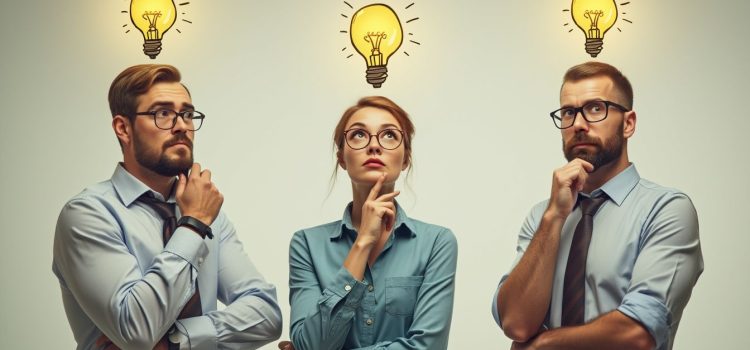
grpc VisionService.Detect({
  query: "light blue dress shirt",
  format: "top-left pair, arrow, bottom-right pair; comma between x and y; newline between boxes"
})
52,164 -> 282,350
288,203 -> 457,350
492,164 -> 703,350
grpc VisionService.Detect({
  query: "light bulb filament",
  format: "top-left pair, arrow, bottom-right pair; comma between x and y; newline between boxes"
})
142,11 -> 162,40
364,32 -> 387,66
583,10 -> 604,38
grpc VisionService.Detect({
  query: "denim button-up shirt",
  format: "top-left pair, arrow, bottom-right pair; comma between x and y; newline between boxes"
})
289,203 -> 458,350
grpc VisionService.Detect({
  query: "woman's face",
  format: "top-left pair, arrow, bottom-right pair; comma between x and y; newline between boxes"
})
339,106 -> 409,187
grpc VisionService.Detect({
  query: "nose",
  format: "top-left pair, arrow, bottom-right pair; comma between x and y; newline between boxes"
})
366,134 -> 382,155
171,114 -> 189,134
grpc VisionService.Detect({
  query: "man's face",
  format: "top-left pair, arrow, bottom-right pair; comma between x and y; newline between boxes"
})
131,82 -> 194,177
560,76 -> 627,170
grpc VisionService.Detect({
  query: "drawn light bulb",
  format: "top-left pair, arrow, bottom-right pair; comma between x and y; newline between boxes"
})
571,0 -> 618,57
130,0 -> 177,59
350,4 -> 403,88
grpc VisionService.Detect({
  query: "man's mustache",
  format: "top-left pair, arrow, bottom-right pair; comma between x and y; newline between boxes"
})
163,134 -> 193,150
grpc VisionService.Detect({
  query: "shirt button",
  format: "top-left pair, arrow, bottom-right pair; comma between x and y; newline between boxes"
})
344,284 -> 352,292
368,285 -> 374,292
366,318 -> 373,326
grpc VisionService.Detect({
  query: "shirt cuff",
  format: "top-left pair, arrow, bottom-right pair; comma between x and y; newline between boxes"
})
174,316 -> 217,350
328,267 -> 368,308
165,227 -> 209,269
617,292 -> 672,349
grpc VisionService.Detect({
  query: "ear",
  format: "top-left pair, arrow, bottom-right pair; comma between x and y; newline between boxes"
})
623,110 -> 636,139
337,150 -> 347,170
112,115 -> 133,147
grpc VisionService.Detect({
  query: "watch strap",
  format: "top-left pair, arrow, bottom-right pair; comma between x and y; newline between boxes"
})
176,216 -> 214,239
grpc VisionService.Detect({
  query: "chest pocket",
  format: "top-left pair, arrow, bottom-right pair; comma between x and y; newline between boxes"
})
385,276 -> 424,316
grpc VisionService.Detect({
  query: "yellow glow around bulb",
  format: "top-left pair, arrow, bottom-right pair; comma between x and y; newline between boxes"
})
571,0 -> 618,57
130,0 -> 177,59
350,4 -> 403,88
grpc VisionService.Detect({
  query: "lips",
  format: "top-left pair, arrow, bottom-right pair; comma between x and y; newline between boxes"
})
363,158 -> 385,167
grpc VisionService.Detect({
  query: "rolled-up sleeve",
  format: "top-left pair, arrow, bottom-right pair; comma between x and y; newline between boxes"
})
289,230 -> 369,350
616,194 -> 703,349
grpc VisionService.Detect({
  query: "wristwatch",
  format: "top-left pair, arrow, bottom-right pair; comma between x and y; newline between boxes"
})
176,216 -> 214,239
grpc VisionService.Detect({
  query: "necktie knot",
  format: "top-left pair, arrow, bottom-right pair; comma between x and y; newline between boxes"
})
580,195 -> 608,216
137,194 -> 175,221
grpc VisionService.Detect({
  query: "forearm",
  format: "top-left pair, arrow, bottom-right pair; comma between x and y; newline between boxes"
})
529,311 -> 655,350
290,237 -> 367,350
343,240 -> 373,280
290,277 -> 365,350
498,211 -> 565,341
59,232 -> 206,348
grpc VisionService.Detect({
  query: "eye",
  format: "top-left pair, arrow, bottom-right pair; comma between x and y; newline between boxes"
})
561,108 -> 576,118
381,130 -> 397,139
585,102 -> 605,114
155,109 -> 172,118
181,110 -> 195,119
349,129 -> 368,139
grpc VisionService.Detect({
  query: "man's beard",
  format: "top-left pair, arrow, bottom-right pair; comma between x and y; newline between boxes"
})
563,123 -> 624,170
134,132 -> 194,177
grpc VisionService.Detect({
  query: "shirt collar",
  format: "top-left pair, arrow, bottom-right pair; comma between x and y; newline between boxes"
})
587,163 -> 640,206
332,201 -> 417,240
111,163 -> 176,206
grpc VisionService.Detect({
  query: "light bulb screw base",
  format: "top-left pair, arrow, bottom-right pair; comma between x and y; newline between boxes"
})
366,65 -> 388,88
585,38 -> 604,58
143,39 -> 163,59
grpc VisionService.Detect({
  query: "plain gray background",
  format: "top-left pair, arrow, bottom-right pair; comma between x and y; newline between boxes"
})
1,0 -> 747,348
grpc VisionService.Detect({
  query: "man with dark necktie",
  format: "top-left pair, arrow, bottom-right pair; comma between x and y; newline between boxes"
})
492,62 -> 703,350
53,64 -> 282,349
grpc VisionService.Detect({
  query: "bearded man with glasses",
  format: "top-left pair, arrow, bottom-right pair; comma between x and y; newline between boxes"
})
53,64 -> 282,349
492,62 -> 703,350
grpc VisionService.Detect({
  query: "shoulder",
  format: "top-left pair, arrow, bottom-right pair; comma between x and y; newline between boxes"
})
58,180 -> 121,222
406,217 -> 458,251
294,220 -> 343,237
631,178 -> 696,215
289,220 -> 344,246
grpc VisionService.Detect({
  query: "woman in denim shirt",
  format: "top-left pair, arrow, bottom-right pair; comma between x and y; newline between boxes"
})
280,96 -> 458,350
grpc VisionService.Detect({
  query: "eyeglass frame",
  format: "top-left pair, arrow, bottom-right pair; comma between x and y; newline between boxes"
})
134,109 -> 206,131
343,128 -> 405,150
549,100 -> 630,129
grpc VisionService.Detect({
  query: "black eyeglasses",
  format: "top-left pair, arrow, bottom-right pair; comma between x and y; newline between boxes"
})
135,109 -> 205,131
550,100 -> 629,129
343,128 -> 404,150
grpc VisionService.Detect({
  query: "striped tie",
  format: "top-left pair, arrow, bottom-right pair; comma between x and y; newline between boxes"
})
561,195 -> 608,326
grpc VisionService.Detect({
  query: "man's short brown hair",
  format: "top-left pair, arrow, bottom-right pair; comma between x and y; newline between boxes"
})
108,64 -> 185,120
562,61 -> 633,109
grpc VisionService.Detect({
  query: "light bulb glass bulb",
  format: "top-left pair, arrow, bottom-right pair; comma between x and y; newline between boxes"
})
571,0 -> 618,57
130,0 -> 177,59
350,4 -> 403,88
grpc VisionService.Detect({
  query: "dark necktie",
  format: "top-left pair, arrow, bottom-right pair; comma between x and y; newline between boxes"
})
561,195 -> 608,326
137,195 -> 203,339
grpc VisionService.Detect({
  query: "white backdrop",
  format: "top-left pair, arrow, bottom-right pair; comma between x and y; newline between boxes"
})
1,0 -> 747,348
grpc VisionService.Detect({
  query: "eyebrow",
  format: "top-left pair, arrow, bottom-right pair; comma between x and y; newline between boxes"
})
146,101 -> 195,111
560,98 -> 605,109
348,122 -> 401,130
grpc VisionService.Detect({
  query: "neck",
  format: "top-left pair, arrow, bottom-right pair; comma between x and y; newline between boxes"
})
121,159 -> 175,199
350,180 -> 396,229
582,150 -> 630,193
